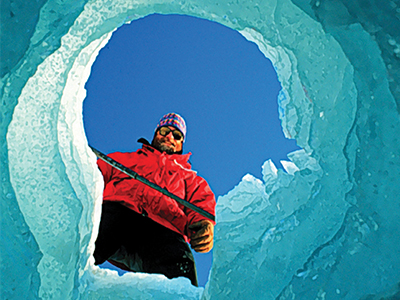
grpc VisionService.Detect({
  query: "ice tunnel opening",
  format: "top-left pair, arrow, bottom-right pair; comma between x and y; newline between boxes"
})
82,13 -> 300,287
10,0 -> 397,297
4,0 -> 366,297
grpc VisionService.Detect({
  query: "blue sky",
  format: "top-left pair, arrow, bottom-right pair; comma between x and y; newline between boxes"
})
83,13 -> 299,287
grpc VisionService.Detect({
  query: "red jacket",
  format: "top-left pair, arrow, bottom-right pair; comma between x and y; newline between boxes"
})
97,142 -> 216,240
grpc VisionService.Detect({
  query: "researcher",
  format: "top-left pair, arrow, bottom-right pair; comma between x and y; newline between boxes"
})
93,112 -> 216,286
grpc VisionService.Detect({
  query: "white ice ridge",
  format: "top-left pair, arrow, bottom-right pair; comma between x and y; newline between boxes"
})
1,0 -> 399,299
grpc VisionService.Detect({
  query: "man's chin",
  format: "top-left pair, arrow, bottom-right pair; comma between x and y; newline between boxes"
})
159,144 -> 175,154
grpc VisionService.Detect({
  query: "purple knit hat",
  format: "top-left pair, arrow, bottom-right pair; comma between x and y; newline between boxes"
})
155,113 -> 187,140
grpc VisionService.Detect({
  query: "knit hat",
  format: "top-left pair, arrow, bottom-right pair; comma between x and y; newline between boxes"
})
155,113 -> 187,140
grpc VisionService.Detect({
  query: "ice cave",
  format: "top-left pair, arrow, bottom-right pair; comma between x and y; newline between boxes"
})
1,0 -> 400,299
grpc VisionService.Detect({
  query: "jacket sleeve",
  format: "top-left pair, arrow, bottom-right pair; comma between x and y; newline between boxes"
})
96,153 -> 115,185
185,175 -> 216,226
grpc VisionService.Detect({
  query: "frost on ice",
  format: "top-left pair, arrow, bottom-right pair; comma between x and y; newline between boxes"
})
1,0 -> 399,299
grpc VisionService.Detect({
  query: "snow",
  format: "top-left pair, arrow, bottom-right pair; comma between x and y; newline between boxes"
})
1,0 -> 399,299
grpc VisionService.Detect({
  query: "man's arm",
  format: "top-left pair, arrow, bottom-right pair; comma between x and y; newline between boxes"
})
185,176 -> 216,253
96,153 -> 116,184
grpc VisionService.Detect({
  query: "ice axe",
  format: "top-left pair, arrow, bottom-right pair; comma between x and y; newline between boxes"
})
89,146 -> 215,222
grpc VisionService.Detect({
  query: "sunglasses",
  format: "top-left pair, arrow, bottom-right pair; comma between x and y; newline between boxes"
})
158,126 -> 184,141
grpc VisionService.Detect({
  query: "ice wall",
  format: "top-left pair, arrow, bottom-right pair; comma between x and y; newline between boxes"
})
1,0 -> 399,299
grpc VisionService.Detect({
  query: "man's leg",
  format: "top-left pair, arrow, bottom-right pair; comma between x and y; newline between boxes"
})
93,201 -> 129,265
121,211 -> 199,286
140,231 -> 198,287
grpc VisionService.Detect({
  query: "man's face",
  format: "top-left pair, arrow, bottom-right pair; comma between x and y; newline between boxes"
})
152,126 -> 183,154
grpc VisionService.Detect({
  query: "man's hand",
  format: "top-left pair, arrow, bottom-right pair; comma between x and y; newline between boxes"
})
188,220 -> 214,253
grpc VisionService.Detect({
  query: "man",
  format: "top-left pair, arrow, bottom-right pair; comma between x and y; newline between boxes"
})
93,113 -> 216,286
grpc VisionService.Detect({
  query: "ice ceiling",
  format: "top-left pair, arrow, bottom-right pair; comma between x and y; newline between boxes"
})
1,0 -> 400,299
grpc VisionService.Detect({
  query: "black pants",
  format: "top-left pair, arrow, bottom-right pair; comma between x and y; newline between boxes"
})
94,201 -> 198,286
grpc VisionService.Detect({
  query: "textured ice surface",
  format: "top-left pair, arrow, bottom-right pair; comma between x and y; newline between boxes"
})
1,0 -> 399,299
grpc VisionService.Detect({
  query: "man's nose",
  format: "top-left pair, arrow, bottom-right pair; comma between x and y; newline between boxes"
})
166,131 -> 175,140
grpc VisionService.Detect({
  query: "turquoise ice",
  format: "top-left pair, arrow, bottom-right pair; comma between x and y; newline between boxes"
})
1,0 -> 399,299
